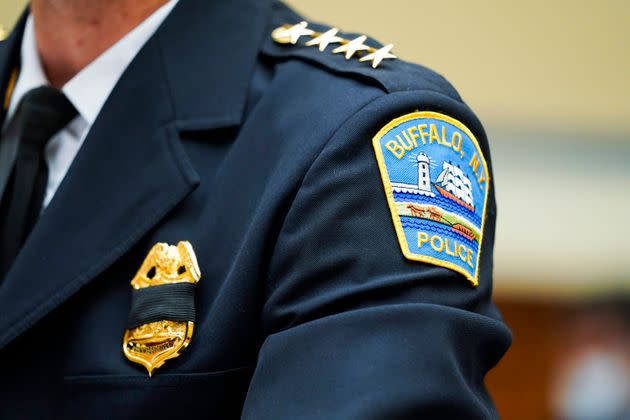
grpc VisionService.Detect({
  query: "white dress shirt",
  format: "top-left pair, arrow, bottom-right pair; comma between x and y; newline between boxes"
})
0,0 -> 178,208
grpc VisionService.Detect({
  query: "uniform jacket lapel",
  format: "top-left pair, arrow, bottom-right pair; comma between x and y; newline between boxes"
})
0,0 -> 272,349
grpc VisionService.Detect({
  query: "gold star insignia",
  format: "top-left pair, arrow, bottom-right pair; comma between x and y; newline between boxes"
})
271,21 -> 314,45
305,28 -> 343,51
332,35 -> 370,59
359,44 -> 397,68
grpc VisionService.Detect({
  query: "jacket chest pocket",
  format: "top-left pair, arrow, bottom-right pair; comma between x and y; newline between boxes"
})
61,366 -> 254,419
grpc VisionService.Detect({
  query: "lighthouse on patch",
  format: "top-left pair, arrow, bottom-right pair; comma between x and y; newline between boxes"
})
416,153 -> 432,193
389,152 -> 435,197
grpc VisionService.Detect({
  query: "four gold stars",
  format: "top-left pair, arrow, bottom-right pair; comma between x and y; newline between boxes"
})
272,22 -> 397,69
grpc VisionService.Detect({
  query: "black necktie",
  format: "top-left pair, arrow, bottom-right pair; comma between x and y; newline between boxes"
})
0,86 -> 78,277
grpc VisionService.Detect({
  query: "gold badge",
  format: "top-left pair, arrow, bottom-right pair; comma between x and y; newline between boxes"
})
123,241 -> 201,376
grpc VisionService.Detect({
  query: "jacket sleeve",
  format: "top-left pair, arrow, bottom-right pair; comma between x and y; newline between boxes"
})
241,89 -> 512,420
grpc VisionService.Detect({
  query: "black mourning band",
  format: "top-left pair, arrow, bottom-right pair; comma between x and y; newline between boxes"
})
127,282 -> 197,329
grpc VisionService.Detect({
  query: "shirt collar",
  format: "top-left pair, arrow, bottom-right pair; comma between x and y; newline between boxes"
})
7,0 -> 178,127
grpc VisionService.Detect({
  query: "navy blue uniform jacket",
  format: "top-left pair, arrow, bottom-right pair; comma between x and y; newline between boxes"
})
0,0 -> 511,418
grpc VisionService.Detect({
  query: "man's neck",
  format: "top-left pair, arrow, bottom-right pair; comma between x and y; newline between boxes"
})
31,0 -> 169,88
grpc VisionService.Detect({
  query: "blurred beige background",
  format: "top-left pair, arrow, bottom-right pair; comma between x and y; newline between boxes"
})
1,1 -> 629,297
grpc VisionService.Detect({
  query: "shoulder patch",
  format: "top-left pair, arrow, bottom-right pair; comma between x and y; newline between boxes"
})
262,19 -> 460,98
372,112 -> 489,286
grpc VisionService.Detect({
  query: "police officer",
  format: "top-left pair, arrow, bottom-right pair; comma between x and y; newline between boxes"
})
0,0 -> 511,418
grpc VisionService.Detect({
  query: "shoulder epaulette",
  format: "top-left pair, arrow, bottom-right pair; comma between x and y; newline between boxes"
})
272,21 -> 396,69
262,15 -> 461,101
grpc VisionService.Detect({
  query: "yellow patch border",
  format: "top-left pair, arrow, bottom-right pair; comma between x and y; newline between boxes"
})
372,111 -> 490,286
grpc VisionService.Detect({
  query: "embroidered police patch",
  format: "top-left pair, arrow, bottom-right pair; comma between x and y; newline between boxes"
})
372,112 -> 489,286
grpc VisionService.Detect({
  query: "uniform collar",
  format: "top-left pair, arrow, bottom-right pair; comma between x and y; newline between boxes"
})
7,1 -> 178,128
0,13 -> 25,122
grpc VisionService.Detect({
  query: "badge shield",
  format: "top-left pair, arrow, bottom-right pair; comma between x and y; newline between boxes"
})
123,241 -> 201,376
